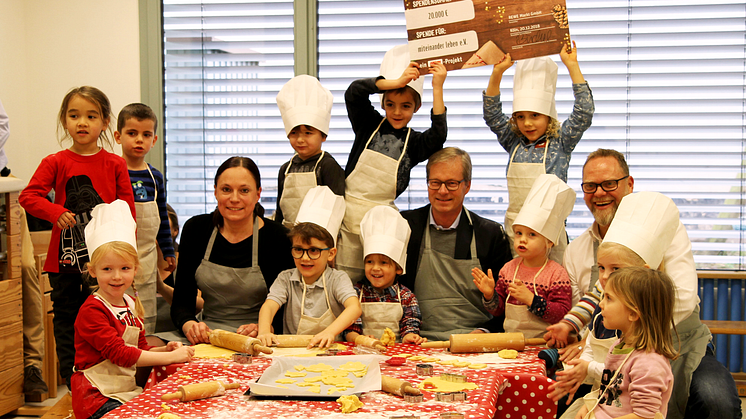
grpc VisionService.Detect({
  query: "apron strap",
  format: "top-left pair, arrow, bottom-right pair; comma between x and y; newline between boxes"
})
507,257 -> 548,302
145,163 -> 157,201
204,215 -> 260,266
508,138 -> 550,165
590,238 -> 599,291
585,348 -> 634,418
364,118 -> 411,166
300,270 -> 332,318
285,150 -> 326,176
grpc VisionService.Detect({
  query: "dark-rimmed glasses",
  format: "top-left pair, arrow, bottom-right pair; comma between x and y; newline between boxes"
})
427,179 -> 466,191
291,247 -> 330,260
581,176 -> 629,194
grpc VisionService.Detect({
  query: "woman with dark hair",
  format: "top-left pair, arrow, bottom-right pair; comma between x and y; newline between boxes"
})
170,156 -> 294,344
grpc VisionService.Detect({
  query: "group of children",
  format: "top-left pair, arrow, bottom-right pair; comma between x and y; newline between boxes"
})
18,40 -> 681,419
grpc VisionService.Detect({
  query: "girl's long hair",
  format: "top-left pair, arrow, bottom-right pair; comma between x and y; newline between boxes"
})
85,241 -> 145,320
606,266 -> 678,360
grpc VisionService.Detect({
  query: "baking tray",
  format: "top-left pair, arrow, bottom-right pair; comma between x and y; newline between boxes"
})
248,355 -> 386,398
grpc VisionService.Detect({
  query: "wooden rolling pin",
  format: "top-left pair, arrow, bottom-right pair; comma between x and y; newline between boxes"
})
208,329 -> 273,355
273,334 -> 315,348
354,335 -> 387,352
421,332 -> 546,353
381,375 -> 421,397
161,380 -> 241,402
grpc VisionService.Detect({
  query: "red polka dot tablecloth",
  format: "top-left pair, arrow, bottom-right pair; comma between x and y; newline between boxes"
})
107,343 -> 556,419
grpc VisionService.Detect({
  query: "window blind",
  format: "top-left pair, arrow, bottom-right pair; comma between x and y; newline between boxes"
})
163,0 -> 746,269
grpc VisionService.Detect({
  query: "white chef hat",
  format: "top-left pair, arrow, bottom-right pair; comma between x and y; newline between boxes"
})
602,191 -> 680,268
379,44 -> 425,107
276,75 -> 334,136
296,186 -> 345,245
513,56 -> 558,120
84,200 -> 137,258
360,206 -> 411,274
513,174 -> 576,245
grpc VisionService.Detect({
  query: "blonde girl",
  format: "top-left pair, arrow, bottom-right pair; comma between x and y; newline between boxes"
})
576,266 -> 677,419
20,86 -> 136,388
72,200 -> 193,419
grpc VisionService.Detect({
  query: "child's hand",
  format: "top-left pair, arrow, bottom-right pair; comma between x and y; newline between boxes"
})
171,345 -> 195,363
471,267 -> 496,300
402,333 -> 427,345
257,332 -> 277,347
236,323 -> 259,337
57,211 -> 76,229
549,358 -> 589,402
166,341 -> 183,351
492,53 -> 514,75
429,61 -> 447,89
544,321 -> 574,348
575,405 -> 589,419
309,330 -> 336,349
560,40 -> 578,67
165,256 -> 177,272
507,279 -> 534,306
394,62 -> 422,89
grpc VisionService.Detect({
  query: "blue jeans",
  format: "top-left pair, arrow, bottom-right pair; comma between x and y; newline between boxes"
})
685,347 -> 742,419
89,398 -> 122,419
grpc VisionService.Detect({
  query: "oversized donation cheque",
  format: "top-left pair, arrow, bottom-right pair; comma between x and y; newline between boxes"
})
404,0 -> 571,72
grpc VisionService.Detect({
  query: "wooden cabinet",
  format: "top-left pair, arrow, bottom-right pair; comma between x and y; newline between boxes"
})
0,189 -> 26,416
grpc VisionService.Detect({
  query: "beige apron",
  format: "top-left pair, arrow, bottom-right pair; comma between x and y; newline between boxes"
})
279,151 -> 324,229
505,142 -> 567,264
360,285 -> 403,340
415,211 -> 491,341
196,218 -> 268,331
337,119 -> 410,281
503,258 -> 550,339
81,294 -> 143,404
127,165 -> 159,334
296,271 -> 337,337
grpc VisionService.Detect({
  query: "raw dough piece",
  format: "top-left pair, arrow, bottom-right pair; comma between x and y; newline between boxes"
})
438,359 -> 457,365
338,361 -> 366,372
157,414 -> 182,419
304,376 -> 324,383
307,386 -> 321,394
322,376 -> 353,387
305,363 -> 335,373
420,356 -> 439,363
498,349 -> 518,359
296,382 -> 319,387
285,371 -> 307,377
352,367 -> 368,378
408,355 -> 424,361
160,403 -> 171,410
453,361 -> 471,368
321,370 -> 349,378
192,344 -> 237,359
468,363 -> 487,369
275,378 -> 296,384
393,353 -> 412,358
417,376 -> 479,392
337,394 -> 364,413
380,327 -> 396,346
294,365 -> 306,371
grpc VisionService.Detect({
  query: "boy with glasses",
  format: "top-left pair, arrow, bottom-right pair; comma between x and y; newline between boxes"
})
256,187 -> 361,349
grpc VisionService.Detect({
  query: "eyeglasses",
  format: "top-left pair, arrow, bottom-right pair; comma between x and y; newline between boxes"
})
291,246 -> 331,260
427,179 -> 466,191
581,176 -> 629,194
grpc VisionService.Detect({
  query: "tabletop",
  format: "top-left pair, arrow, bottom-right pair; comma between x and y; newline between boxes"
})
105,343 -> 557,419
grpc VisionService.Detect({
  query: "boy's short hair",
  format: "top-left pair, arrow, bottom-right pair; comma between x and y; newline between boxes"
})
365,252 -> 403,273
382,86 -> 422,111
288,222 -> 335,249
117,103 -> 158,132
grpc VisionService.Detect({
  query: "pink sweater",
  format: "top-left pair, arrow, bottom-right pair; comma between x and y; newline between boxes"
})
594,341 -> 673,419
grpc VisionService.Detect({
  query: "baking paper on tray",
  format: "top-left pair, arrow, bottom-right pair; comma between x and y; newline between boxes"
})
250,355 -> 387,397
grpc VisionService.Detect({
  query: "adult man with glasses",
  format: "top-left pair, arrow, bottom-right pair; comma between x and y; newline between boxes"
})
399,147 -> 512,340
557,148 -> 740,419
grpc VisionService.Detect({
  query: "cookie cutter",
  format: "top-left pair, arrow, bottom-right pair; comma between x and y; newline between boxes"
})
416,363 -> 434,376
439,413 -> 464,419
434,392 -> 454,402
440,373 -> 466,383
403,394 -> 424,403
452,391 -> 468,402
231,353 -> 252,364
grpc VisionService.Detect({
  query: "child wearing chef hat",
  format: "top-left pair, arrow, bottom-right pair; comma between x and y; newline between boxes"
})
483,42 -> 594,264
257,186 -> 361,349
275,75 -> 345,228
548,191 -> 682,419
343,205 -> 426,345
337,44 -> 448,283
472,174 -> 574,339
72,200 -> 193,419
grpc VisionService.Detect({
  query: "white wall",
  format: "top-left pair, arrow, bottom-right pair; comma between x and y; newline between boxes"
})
0,0 -> 140,183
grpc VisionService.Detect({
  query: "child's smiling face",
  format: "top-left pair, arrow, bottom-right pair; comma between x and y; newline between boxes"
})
513,111 -> 550,143
364,253 -> 402,292
292,237 -> 335,284
89,251 -> 137,306
383,90 -> 418,129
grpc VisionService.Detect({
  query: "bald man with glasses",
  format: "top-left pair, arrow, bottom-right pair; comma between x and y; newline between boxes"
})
398,147 -> 512,341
